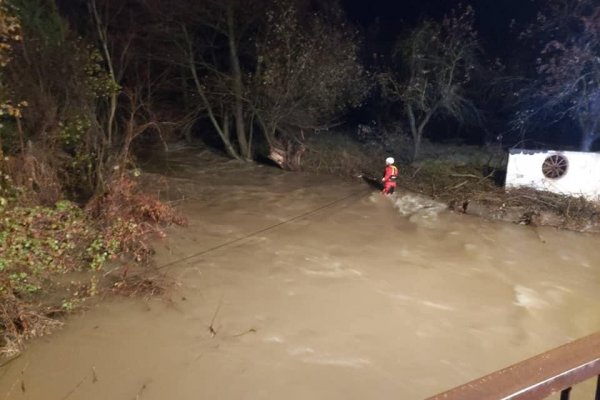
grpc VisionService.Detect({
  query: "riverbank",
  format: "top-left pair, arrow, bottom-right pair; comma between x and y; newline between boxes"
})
300,134 -> 600,233
394,163 -> 600,233
0,174 -> 184,358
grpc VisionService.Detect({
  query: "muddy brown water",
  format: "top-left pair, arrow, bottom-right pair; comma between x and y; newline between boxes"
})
1,147 -> 600,399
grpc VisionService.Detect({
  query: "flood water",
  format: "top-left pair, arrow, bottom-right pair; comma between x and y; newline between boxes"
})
1,147 -> 599,399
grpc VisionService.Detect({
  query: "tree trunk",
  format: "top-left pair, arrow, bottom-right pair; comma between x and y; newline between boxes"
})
406,104 -> 421,161
182,25 -> 241,160
412,131 -> 422,161
90,0 -> 117,149
226,5 -> 249,160
256,113 -> 275,147
248,111 -> 255,157
222,111 -> 231,147
16,117 -> 25,155
406,103 -> 438,161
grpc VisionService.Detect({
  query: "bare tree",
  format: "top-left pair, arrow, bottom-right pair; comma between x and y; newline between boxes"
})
88,0 -> 119,150
115,86 -> 160,173
157,0 -> 368,167
380,5 -> 481,160
250,0 -> 368,168
514,0 -> 600,151
151,0 -> 260,160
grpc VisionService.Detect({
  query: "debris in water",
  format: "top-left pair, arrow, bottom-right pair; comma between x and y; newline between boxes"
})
135,383 -> 148,400
232,328 -> 257,338
208,298 -> 223,337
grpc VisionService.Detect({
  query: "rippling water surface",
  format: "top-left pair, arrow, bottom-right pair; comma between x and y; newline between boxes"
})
1,147 -> 599,399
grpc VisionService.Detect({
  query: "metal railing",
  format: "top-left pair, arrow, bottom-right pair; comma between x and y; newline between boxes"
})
426,332 -> 600,400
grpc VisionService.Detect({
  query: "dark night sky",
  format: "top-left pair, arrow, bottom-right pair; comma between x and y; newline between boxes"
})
341,0 -> 547,144
342,0 -> 538,58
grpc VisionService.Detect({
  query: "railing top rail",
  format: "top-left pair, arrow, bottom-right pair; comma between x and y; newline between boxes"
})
426,332 -> 600,400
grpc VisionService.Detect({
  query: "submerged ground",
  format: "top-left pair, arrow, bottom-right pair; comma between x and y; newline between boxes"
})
1,147 -> 599,399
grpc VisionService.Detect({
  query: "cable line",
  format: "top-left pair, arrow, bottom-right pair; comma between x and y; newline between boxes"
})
157,187 -> 371,270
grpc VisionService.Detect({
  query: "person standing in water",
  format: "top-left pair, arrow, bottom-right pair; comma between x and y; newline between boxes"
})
382,157 -> 398,195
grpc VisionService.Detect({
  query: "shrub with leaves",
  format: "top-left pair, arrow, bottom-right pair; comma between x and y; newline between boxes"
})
0,173 -> 184,356
86,174 -> 187,262
0,201 -> 100,296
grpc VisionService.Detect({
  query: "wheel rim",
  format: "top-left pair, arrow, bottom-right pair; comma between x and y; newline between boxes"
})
542,155 -> 568,179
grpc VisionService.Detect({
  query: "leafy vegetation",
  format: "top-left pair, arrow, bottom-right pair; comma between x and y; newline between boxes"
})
166,0 -> 369,166
0,174 -> 184,356
0,201 -> 98,296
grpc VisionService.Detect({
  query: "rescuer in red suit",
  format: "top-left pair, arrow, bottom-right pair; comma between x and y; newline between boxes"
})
382,157 -> 398,195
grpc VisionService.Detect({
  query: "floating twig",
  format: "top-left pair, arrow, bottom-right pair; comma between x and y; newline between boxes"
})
232,328 -> 257,338
208,297 -> 223,337
135,380 -> 150,400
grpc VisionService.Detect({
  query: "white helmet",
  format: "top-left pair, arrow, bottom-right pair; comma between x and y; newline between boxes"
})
385,157 -> 395,165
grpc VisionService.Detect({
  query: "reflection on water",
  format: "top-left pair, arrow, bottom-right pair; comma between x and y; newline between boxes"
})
1,146 -> 599,399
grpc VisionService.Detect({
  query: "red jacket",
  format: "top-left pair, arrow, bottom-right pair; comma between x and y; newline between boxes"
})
383,165 -> 398,185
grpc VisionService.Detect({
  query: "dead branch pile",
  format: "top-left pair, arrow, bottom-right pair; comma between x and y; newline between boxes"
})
0,294 -> 63,358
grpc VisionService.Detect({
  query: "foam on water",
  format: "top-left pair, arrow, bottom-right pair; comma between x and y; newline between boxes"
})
514,285 -> 550,309
390,192 -> 447,225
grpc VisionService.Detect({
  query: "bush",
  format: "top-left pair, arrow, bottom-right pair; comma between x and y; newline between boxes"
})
0,173 -> 185,356
0,201 -> 101,297
86,174 -> 187,262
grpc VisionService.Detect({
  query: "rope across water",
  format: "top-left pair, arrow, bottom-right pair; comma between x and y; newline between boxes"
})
156,186 -> 372,271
